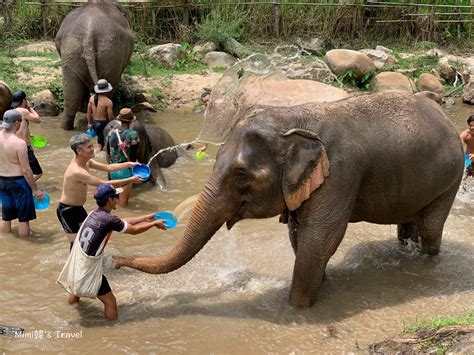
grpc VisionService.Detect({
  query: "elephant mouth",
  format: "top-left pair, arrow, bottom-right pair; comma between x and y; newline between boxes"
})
225,201 -> 247,230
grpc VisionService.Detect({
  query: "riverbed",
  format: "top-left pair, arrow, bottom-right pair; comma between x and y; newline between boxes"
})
1,102 -> 473,353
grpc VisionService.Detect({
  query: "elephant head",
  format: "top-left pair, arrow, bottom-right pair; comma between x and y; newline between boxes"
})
114,107 -> 329,273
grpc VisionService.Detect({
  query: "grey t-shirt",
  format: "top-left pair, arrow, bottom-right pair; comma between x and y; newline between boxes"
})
78,208 -> 127,256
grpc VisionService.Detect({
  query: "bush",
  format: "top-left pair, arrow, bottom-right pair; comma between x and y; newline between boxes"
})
196,8 -> 249,47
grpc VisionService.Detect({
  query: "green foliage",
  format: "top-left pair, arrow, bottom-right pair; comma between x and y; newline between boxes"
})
384,52 -> 440,79
174,42 -> 199,71
212,66 -> 227,73
403,311 -> 474,334
196,9 -> 249,47
338,69 -> 374,90
47,80 -> 64,111
147,87 -> 167,111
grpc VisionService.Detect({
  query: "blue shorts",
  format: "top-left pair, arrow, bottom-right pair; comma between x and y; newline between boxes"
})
0,176 -> 36,222
110,168 -> 133,180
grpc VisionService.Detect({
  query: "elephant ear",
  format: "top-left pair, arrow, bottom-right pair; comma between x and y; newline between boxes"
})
282,128 -> 330,211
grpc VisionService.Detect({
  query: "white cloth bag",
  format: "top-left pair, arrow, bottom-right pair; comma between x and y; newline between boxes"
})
57,213 -> 106,298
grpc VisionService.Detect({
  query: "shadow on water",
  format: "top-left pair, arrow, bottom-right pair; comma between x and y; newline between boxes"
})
77,239 -> 473,327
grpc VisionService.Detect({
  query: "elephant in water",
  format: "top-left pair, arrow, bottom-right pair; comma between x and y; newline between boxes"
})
114,92 -> 463,308
55,0 -> 133,130
103,120 -> 178,187
0,80 -> 12,118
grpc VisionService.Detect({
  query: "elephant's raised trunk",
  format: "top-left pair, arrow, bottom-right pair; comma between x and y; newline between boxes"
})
114,175 -> 230,274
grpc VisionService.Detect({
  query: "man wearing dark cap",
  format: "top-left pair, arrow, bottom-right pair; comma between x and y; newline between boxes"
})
11,90 -> 43,181
0,109 -> 43,237
87,79 -> 114,153
58,182 -> 166,320
106,108 -> 140,207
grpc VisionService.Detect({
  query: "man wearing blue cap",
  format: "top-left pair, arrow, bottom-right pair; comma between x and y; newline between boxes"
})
58,182 -> 166,320
0,109 -> 43,237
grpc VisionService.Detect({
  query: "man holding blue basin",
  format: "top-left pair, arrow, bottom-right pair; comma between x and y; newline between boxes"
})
57,134 -> 143,253
106,108 -> 140,208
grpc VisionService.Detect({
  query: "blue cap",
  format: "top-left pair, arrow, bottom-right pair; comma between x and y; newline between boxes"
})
94,183 -> 123,202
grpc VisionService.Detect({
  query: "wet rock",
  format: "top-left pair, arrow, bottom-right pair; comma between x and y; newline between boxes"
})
324,49 -> 375,80
31,89 -> 59,116
371,72 -> 415,93
462,79 -> 474,105
134,92 -> 154,104
131,101 -> 157,113
418,73 -> 444,94
438,57 -> 457,84
192,42 -> 216,60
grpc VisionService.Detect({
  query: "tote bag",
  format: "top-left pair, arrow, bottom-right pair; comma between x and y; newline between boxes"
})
57,213 -> 107,298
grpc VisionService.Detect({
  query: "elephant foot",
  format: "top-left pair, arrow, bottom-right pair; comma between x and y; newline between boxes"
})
61,121 -> 75,130
289,288 -> 317,308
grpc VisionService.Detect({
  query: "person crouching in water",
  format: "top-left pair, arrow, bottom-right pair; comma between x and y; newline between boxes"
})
57,183 -> 166,321
106,108 -> 140,208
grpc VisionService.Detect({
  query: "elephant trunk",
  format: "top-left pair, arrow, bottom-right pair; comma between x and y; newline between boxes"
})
114,175 -> 229,274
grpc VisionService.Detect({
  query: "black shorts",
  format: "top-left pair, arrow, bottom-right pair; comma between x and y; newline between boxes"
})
98,275 -> 111,296
27,146 -> 43,175
92,120 -> 109,147
56,203 -> 87,234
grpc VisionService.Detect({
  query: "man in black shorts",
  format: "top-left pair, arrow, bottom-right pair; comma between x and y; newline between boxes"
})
64,183 -> 166,320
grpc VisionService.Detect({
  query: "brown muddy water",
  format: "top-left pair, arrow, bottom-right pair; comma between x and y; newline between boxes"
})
1,102 -> 473,354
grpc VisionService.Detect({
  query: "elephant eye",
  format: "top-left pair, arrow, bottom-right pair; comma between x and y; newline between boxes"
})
234,168 -> 249,186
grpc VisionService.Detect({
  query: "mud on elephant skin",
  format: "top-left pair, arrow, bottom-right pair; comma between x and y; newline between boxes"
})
114,92 -> 464,309
55,0 -> 133,130
103,119 -> 178,186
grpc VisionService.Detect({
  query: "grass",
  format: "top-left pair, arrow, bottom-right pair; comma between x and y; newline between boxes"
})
403,311 -> 474,334
125,53 -> 207,77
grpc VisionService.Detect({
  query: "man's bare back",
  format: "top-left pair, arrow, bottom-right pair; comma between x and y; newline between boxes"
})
0,130 -> 28,177
87,94 -> 113,122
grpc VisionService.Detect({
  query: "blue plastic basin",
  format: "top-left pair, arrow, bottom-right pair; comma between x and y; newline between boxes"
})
465,153 -> 471,168
153,211 -> 178,229
132,164 -> 151,180
34,193 -> 50,211
86,128 -> 97,138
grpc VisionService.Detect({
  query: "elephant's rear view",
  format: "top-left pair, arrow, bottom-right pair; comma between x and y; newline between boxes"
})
55,0 -> 133,130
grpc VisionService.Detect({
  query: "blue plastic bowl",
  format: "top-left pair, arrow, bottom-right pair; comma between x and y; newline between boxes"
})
86,128 -> 97,138
34,193 -> 50,211
132,164 -> 151,180
465,153 -> 471,168
153,211 -> 178,229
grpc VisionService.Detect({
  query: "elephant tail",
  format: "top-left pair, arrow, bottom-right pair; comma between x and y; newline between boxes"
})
83,35 -> 99,85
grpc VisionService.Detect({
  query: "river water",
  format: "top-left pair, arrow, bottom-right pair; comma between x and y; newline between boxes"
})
1,102 -> 473,354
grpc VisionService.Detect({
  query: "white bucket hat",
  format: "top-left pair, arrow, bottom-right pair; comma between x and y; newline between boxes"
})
94,79 -> 113,94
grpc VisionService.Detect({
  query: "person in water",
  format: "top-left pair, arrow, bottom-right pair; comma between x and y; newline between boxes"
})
106,108 -> 140,208
61,183 -> 166,320
460,114 -> 474,176
87,79 -> 114,153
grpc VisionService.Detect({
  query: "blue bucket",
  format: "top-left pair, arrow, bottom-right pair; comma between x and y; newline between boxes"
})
465,153 -> 471,168
34,193 -> 50,211
132,164 -> 151,180
153,211 -> 178,229
86,128 -> 97,138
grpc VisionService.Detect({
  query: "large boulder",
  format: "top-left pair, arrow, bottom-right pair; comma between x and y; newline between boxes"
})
371,72 -> 415,93
203,51 -> 237,69
462,78 -> 474,105
148,43 -> 182,67
418,73 -> 444,94
359,48 -> 397,69
0,80 -> 12,119
324,49 -> 375,80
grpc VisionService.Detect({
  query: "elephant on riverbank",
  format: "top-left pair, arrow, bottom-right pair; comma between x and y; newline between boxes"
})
114,92 -> 464,308
103,120 -> 178,187
55,0 -> 133,130
0,80 -> 12,119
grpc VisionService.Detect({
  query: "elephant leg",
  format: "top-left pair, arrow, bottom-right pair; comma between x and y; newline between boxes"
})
287,211 -> 299,255
416,184 -> 459,255
62,69 -> 87,130
397,222 -> 419,245
289,219 -> 348,308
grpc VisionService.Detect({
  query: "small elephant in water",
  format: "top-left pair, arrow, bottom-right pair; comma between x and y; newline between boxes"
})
103,119 -> 178,187
114,92 -> 464,309
55,0 -> 133,130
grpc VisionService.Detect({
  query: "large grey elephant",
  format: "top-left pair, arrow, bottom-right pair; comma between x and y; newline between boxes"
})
0,80 -> 12,119
55,0 -> 133,130
114,92 -> 464,308
103,120 -> 178,186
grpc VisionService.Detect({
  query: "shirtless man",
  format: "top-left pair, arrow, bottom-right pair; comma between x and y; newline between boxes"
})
11,90 -> 43,181
57,133 -> 142,252
460,114 -> 474,176
0,110 -> 43,237
87,79 -> 114,153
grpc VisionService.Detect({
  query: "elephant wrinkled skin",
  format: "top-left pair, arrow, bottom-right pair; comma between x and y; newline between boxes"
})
55,0 -> 133,130
114,92 -> 464,309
